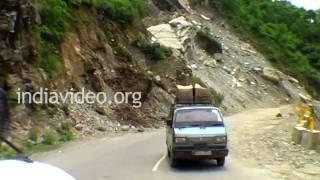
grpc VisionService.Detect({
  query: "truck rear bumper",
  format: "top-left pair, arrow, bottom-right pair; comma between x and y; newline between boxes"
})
173,148 -> 229,160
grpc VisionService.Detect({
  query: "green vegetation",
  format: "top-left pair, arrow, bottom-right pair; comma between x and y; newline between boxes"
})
35,0 -> 70,74
64,0 -> 146,25
37,0 -> 70,43
57,123 -> 73,142
0,146 -> 16,159
0,124 -> 73,159
192,76 -> 224,107
135,36 -> 172,60
93,0 -> 146,24
1,125 -> 73,159
42,130 -> 58,145
196,27 -> 222,54
28,128 -> 41,143
64,0 -> 146,24
209,87 -> 224,107
35,0 -> 146,73
192,75 -> 207,87
209,0 -> 320,97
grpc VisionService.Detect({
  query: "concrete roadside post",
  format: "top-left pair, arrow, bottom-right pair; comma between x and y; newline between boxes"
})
298,102 -> 320,150
301,129 -> 320,150
292,101 -> 307,144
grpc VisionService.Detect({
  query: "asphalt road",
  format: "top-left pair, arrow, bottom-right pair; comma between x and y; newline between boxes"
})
35,112 -> 279,180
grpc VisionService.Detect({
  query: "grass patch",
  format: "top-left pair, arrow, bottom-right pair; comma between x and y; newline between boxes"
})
135,36 -> 172,60
196,27 -> 222,55
93,0 -> 146,24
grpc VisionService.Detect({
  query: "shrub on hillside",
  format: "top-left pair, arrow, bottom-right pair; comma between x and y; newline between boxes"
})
42,130 -> 58,145
94,0 -> 146,24
135,36 -> 172,60
196,27 -> 222,54
37,0 -> 70,42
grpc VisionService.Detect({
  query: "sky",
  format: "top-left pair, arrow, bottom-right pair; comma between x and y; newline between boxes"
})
288,0 -> 320,10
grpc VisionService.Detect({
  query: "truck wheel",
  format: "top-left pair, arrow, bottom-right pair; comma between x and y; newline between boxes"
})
216,157 -> 225,167
169,149 -> 177,167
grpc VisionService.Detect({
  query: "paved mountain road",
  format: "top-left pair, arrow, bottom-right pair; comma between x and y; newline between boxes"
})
34,108 -> 286,180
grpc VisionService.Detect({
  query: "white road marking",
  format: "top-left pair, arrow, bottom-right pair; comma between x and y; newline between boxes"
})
152,152 -> 167,172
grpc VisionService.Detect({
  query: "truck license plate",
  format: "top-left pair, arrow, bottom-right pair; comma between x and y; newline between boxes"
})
193,151 -> 212,156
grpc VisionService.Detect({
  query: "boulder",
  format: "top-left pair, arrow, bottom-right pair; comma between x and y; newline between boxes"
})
300,164 -> 320,175
137,128 -> 144,133
213,53 -> 223,62
203,59 -> 217,68
96,126 -> 107,132
147,24 -> 183,50
262,68 -> 281,83
169,16 -> 192,28
289,77 -> 299,84
155,75 -> 161,82
121,125 -> 130,131
253,67 -> 263,73
75,124 -> 84,131
190,64 -> 198,69
200,14 -> 211,21
223,66 -> 231,74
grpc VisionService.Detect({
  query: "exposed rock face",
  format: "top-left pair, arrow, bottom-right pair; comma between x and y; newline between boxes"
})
147,24 -> 184,50
0,0 -> 35,72
203,59 -> 217,68
147,16 -> 195,52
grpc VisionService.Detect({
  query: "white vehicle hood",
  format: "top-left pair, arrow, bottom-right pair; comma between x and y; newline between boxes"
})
0,160 -> 75,180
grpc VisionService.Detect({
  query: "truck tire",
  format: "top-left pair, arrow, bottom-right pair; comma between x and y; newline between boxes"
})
216,157 -> 225,167
169,148 -> 177,167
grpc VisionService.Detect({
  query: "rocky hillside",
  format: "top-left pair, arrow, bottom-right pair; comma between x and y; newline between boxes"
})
0,0 -> 193,149
0,0 -> 317,155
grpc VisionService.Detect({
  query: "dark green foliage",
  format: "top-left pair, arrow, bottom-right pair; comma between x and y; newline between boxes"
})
63,0 -> 95,6
35,0 -> 70,74
37,0 -> 70,43
42,130 -> 58,145
135,36 -> 172,60
93,0 -> 146,24
34,31 -> 61,74
209,0 -> 320,98
0,146 -> 16,159
57,123 -> 73,142
196,27 -> 222,54
209,87 -> 224,107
